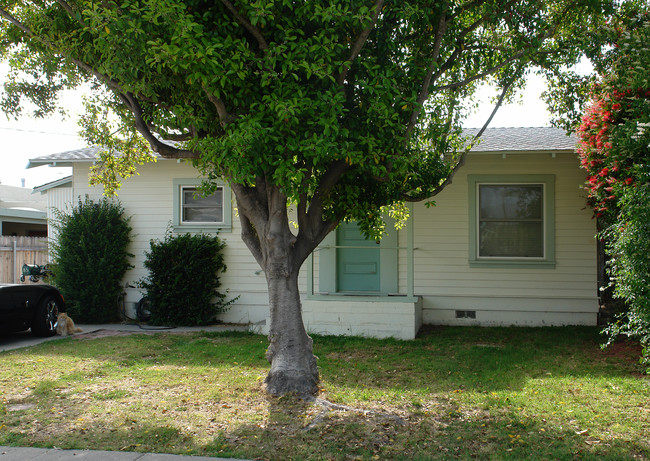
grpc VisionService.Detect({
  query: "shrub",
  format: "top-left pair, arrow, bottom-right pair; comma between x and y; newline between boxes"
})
139,231 -> 235,326
575,16 -> 650,370
602,183 -> 650,372
51,197 -> 133,323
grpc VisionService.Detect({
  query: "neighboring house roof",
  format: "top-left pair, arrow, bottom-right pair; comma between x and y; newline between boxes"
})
33,176 -> 73,194
0,184 -> 47,212
0,208 -> 47,220
27,127 -> 577,168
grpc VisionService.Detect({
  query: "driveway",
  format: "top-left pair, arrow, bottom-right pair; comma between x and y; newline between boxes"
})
0,329 -> 62,352
0,323 -> 250,353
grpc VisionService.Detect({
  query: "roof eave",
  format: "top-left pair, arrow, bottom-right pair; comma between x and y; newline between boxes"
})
27,160 -> 76,169
33,176 -> 73,193
468,148 -> 576,155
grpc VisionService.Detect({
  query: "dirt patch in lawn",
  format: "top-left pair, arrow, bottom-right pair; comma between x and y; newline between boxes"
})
596,336 -> 647,377
601,337 -> 644,360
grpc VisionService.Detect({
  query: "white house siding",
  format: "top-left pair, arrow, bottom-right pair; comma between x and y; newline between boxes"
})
412,151 -> 599,326
45,185 -> 73,242
67,148 -> 597,331
72,161 -> 271,324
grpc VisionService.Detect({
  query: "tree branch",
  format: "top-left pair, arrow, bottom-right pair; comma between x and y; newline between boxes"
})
230,181 -> 269,230
404,12 -> 448,141
336,0 -> 384,86
427,12 -> 489,88
203,87 -> 235,127
54,0 -> 87,27
0,6 -> 128,96
238,210 -> 265,268
305,159 -> 348,233
0,8 -> 33,35
403,76 -> 514,202
295,215 -> 337,267
1,5 -> 195,160
309,160 -> 348,209
433,49 -> 528,92
296,166 -> 312,234
433,15 -> 565,93
220,0 -> 268,52
119,92 -> 199,159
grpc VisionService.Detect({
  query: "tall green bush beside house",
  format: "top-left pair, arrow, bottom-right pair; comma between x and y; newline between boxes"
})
51,197 -> 133,323
139,231 -> 235,326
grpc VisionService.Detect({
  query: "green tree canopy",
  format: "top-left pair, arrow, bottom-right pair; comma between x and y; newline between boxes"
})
0,0 -> 628,395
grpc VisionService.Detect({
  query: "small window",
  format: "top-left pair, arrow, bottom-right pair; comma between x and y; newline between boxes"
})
172,179 -> 232,232
468,175 -> 555,268
181,186 -> 223,224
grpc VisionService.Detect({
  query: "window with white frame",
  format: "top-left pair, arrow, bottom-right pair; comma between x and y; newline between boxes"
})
173,179 -> 232,232
468,175 -> 555,267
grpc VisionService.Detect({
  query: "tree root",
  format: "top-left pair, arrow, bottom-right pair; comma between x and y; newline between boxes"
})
301,396 -> 405,431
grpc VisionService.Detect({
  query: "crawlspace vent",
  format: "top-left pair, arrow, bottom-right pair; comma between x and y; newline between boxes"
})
455,310 -> 477,319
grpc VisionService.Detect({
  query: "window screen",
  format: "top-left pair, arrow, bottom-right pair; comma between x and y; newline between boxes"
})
181,186 -> 223,224
478,184 -> 544,258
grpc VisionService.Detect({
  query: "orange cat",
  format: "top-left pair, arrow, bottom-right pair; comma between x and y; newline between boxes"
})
55,312 -> 82,336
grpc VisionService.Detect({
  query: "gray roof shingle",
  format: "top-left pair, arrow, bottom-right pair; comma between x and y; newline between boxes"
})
465,127 -> 576,152
27,146 -> 105,168
27,146 -> 162,168
27,127 -> 577,168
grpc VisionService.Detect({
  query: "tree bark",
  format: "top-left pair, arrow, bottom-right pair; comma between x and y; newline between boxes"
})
233,182 -> 320,396
264,267 -> 319,396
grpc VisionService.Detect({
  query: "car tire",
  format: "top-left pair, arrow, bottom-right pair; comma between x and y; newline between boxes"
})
32,295 -> 61,337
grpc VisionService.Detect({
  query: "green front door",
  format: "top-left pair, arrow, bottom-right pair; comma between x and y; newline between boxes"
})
336,222 -> 381,292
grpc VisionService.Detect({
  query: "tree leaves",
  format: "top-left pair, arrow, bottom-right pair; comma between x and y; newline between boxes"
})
576,10 -> 650,372
0,1 -> 626,240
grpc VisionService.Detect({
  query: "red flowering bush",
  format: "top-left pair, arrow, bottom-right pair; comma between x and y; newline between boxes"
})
576,15 -> 650,371
577,86 -> 650,223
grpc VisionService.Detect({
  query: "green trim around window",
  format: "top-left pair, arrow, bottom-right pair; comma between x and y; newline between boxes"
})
172,178 -> 232,233
468,174 -> 555,269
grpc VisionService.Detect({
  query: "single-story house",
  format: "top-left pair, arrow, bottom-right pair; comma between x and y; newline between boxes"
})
28,127 -> 598,339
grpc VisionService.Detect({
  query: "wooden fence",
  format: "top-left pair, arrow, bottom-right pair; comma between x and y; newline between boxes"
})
0,236 -> 49,284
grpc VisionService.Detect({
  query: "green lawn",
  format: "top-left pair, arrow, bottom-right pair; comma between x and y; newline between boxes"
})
0,326 -> 648,460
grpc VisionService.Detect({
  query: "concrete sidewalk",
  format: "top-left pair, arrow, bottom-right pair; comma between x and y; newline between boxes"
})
0,446 -> 249,460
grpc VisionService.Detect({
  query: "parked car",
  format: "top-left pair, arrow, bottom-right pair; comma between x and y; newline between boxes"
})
0,283 -> 65,336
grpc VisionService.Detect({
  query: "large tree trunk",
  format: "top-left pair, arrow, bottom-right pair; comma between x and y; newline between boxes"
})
264,267 -> 319,396
232,181 -> 326,397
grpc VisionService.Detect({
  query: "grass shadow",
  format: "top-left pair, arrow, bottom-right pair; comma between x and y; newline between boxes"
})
1,326 -> 647,460
199,393 -> 649,460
